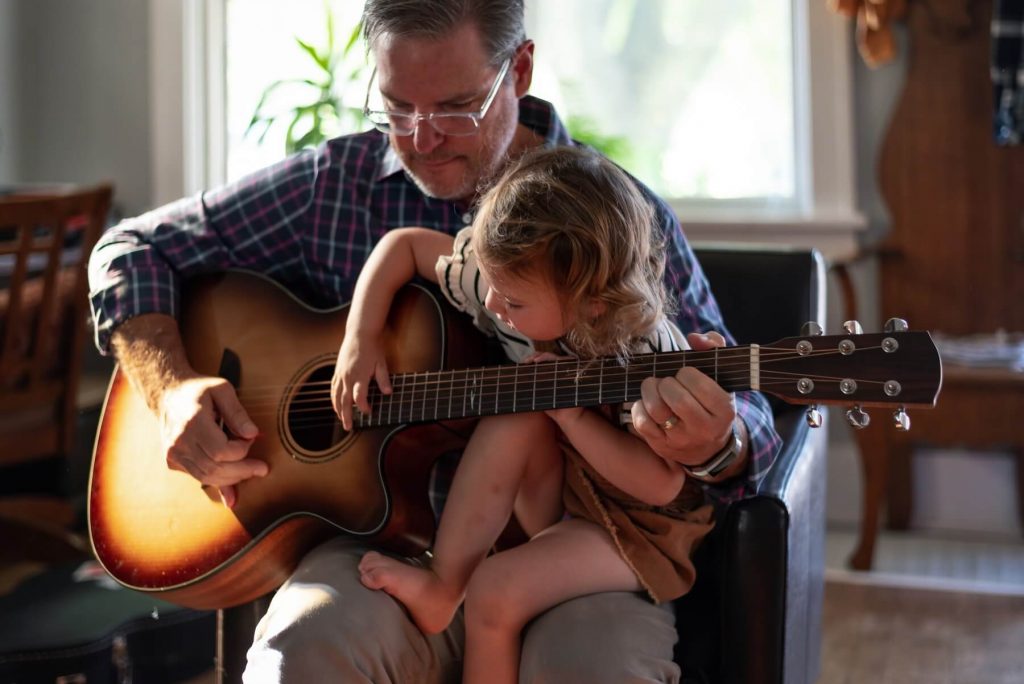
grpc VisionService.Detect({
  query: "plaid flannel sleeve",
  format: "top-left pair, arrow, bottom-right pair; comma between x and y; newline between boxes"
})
88,148 -> 320,354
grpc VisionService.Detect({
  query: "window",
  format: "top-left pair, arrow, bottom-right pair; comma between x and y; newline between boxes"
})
157,0 -> 862,253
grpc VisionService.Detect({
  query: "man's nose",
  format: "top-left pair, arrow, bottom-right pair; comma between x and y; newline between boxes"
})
412,117 -> 443,154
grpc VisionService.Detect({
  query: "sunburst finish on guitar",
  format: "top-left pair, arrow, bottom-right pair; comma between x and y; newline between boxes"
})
89,271 -> 942,610
89,272 -> 483,609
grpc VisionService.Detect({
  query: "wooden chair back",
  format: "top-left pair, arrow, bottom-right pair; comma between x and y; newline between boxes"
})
0,185 -> 112,466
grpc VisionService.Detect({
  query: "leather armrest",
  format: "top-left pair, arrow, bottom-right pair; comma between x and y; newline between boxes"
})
675,408 -> 826,684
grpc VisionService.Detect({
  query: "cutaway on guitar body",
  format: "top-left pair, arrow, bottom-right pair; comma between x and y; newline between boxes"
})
88,271 -> 484,609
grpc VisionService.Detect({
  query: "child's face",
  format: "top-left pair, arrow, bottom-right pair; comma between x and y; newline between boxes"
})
480,265 -> 570,343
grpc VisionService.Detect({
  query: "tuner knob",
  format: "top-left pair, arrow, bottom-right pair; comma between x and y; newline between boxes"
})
801,321 -> 823,337
884,318 -> 909,333
805,406 -> 823,428
846,405 -> 870,430
893,407 -> 911,431
842,320 -> 864,335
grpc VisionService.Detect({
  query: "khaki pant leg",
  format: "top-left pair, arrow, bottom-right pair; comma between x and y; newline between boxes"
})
519,592 -> 680,684
243,537 -> 465,684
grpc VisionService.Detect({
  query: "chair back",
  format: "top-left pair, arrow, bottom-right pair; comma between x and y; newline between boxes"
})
693,244 -> 826,416
0,185 -> 112,465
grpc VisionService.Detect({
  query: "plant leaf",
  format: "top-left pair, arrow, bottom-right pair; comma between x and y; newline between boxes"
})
295,37 -> 329,71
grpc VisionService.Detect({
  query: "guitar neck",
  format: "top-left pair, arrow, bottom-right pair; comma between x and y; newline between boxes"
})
354,345 -> 757,428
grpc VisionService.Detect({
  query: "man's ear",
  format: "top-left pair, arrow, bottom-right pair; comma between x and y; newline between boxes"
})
512,40 -> 535,97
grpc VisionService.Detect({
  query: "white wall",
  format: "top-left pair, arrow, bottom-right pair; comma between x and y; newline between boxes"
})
8,0 -> 153,215
0,0 -> 19,184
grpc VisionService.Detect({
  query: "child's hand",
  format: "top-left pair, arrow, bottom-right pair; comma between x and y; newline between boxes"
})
522,351 -> 585,426
332,331 -> 392,431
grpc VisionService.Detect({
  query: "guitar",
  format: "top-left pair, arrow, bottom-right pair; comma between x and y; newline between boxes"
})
88,271 -> 942,609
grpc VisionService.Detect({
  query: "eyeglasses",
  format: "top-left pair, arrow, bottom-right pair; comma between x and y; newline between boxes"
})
363,58 -> 511,137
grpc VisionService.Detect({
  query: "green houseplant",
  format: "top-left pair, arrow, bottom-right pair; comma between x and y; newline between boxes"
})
246,4 -> 369,154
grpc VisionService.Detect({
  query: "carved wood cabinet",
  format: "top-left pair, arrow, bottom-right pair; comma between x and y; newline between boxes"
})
849,0 -> 1024,569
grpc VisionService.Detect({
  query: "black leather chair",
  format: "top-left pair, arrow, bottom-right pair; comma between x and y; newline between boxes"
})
674,245 -> 827,684
216,245 -> 829,684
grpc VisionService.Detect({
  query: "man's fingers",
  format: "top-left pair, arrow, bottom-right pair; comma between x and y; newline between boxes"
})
686,330 -> 727,350
210,382 -> 258,439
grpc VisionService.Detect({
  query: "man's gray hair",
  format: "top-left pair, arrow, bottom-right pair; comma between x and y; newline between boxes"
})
362,0 -> 526,65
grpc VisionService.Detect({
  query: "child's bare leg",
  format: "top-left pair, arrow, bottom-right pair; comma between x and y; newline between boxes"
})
359,412 -> 562,634
461,518 -> 642,684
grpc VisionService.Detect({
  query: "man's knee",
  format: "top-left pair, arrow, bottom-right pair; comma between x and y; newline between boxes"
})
519,593 -> 681,684
244,538 -> 461,683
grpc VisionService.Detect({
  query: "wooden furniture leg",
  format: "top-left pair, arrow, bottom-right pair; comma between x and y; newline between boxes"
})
1017,448 -> 1024,534
848,422 -> 891,570
885,439 -> 913,530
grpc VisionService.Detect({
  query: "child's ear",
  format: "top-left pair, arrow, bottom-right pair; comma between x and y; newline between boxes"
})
587,298 -> 606,319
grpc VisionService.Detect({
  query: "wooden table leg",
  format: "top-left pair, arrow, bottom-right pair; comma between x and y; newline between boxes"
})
848,422 -> 891,570
1016,448 -> 1024,534
886,439 -> 914,530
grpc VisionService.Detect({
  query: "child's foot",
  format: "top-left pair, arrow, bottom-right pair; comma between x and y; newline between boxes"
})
358,551 -> 462,634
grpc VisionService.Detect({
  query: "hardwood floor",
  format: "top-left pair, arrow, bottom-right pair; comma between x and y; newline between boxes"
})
820,581 -> 1024,684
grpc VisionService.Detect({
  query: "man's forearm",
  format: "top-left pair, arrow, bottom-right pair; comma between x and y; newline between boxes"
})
109,313 -> 197,413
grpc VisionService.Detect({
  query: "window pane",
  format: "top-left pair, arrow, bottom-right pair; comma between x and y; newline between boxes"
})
224,0 -> 368,182
526,0 -> 794,203
223,0 -> 794,204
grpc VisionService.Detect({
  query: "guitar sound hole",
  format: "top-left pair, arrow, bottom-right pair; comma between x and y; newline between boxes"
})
287,365 -> 349,453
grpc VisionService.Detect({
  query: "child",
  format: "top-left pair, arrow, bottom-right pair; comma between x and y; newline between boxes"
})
332,146 -> 714,684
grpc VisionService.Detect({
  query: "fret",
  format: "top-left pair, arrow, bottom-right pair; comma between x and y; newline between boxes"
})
714,347 -> 718,383
494,367 -> 500,414
574,359 -> 579,407
512,363 -> 519,413
434,369 -> 440,421
598,358 -> 604,404
531,362 -> 537,411
397,373 -> 406,423
446,369 -> 453,419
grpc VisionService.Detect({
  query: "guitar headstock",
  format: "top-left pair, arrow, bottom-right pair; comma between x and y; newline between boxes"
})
760,319 -> 942,431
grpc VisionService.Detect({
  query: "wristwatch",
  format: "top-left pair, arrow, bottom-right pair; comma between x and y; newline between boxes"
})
683,423 -> 742,479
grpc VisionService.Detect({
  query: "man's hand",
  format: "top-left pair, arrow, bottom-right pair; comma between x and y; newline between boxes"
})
629,331 -> 739,470
159,375 -> 266,508
111,313 -> 267,509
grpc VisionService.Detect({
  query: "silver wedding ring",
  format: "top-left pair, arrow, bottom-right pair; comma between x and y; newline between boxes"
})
662,416 -> 679,431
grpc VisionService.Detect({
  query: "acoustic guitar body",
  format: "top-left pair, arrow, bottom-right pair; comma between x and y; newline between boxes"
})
88,272 -> 482,609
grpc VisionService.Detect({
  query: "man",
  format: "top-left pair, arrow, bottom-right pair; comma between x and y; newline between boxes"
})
88,1 -> 780,681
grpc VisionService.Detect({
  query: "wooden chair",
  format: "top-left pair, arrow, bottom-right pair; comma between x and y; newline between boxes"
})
0,184 -> 112,547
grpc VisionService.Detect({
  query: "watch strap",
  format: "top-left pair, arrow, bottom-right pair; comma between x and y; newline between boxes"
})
683,424 -> 742,479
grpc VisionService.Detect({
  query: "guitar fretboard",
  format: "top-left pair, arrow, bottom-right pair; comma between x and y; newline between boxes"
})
353,346 -> 759,428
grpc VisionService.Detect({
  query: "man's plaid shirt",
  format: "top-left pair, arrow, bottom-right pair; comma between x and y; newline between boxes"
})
88,96 -> 781,504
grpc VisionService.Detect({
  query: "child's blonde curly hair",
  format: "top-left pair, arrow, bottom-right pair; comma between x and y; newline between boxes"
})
472,146 -> 674,361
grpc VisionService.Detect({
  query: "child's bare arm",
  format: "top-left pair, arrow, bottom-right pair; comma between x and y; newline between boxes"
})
333,228 -> 454,427
551,409 -> 685,506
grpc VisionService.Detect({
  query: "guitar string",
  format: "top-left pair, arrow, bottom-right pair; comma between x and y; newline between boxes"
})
228,344 -> 868,401
264,368 -> 896,428
231,344 -> 889,412
239,372 -> 899,423
273,374 -> 897,431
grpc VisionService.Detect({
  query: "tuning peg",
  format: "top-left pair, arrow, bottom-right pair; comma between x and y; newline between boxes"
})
801,321 -> 823,337
884,318 -> 909,333
805,405 -> 823,428
842,320 -> 864,335
892,407 -> 911,431
845,405 -> 870,429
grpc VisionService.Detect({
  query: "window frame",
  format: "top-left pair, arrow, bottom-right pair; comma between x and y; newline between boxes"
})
151,0 -> 863,258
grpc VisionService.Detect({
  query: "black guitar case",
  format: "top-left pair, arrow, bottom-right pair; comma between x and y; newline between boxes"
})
0,561 -> 215,683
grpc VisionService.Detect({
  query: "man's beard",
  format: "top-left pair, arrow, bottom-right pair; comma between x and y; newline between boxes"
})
398,106 -> 518,202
